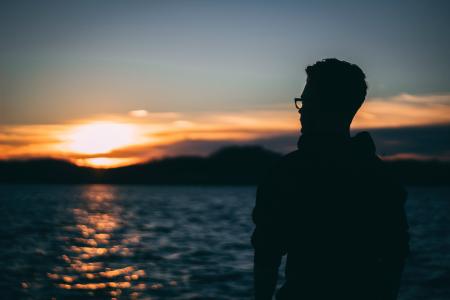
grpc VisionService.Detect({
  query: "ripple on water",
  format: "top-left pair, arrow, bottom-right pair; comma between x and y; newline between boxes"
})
0,185 -> 449,300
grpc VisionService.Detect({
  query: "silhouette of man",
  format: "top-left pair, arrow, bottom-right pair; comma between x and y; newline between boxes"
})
252,58 -> 409,300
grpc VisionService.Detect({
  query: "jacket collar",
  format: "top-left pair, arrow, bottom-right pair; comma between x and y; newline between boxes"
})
297,131 -> 376,155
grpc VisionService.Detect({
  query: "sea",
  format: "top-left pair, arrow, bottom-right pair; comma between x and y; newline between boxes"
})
0,185 -> 449,300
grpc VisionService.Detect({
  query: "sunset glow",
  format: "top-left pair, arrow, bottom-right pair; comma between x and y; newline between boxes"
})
1,93 -> 449,168
65,123 -> 138,155
1,0 -> 449,170
74,157 -> 141,168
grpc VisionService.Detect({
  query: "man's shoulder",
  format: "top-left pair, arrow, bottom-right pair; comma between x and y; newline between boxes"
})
275,150 -> 305,169
281,149 -> 300,160
262,150 -> 309,182
259,150 -> 300,180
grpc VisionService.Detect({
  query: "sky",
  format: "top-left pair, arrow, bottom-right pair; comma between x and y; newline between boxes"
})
1,0 -> 449,167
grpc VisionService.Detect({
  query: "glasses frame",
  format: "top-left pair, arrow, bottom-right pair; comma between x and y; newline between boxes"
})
294,97 -> 302,110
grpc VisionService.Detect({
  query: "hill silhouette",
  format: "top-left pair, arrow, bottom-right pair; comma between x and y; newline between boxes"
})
0,145 -> 449,185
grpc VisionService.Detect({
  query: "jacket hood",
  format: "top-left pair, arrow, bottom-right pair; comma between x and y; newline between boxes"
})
297,131 -> 376,157
350,131 -> 376,156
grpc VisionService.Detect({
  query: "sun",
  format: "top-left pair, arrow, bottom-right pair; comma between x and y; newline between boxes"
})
66,122 -> 137,155
61,122 -> 141,168
74,157 -> 140,168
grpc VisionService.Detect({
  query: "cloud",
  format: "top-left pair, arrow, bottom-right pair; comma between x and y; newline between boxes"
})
353,93 -> 450,128
368,124 -> 450,159
84,124 -> 450,164
1,93 -> 450,166
128,110 -> 149,117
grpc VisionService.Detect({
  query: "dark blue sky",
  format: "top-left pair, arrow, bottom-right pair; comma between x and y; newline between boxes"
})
1,0 -> 449,123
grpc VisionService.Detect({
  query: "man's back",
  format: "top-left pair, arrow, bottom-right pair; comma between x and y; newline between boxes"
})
252,132 -> 409,299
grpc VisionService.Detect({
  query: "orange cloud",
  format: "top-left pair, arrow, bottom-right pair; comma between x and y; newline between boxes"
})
1,93 -> 449,167
354,93 -> 450,128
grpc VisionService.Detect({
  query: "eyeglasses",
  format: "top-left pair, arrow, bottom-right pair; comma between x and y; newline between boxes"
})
294,98 -> 302,110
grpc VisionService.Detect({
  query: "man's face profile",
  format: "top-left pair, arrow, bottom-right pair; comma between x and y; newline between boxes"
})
298,81 -> 318,133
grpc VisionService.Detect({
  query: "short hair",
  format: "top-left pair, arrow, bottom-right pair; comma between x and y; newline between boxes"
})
305,58 -> 367,113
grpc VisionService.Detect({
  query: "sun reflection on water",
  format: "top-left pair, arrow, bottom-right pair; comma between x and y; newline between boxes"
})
48,185 -> 147,299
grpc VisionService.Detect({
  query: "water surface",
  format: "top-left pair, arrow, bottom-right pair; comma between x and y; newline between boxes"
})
0,185 -> 448,299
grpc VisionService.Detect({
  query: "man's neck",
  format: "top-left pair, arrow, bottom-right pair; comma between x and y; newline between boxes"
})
301,128 -> 350,139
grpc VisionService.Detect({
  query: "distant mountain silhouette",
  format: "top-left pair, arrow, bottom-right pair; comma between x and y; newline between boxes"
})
0,145 -> 449,185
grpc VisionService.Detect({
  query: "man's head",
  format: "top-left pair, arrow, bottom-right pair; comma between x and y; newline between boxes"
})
298,58 -> 367,134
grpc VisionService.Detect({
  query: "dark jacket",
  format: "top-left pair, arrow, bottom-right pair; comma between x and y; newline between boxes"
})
252,132 -> 409,300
